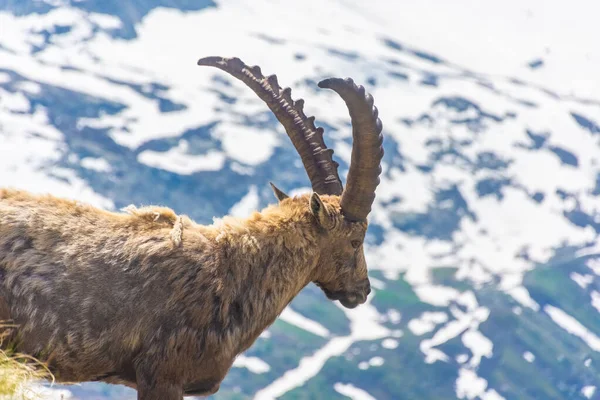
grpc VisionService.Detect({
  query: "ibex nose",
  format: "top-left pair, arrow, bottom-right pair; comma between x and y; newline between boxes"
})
361,280 -> 371,296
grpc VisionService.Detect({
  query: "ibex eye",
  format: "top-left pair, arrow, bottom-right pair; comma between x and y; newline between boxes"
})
351,240 -> 362,249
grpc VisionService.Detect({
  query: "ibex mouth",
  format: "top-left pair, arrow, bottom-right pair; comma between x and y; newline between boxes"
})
339,296 -> 357,309
321,287 -> 368,309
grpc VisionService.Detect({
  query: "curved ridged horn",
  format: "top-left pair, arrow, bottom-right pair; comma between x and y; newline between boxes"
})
318,78 -> 383,222
197,56 -> 343,196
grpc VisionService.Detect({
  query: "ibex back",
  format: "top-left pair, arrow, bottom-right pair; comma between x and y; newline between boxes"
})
0,56 -> 384,400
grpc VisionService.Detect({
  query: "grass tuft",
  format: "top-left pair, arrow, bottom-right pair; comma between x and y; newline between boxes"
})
0,324 -> 55,400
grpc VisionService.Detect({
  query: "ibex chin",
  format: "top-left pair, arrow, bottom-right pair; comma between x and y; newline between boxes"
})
0,56 -> 384,399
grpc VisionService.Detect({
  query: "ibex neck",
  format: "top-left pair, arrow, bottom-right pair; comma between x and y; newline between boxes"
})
202,208 -> 319,350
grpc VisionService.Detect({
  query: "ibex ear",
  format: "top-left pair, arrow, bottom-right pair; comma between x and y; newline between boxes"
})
270,182 -> 289,202
309,192 -> 331,229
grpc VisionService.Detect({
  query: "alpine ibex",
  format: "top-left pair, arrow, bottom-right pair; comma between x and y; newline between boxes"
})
0,56 -> 384,399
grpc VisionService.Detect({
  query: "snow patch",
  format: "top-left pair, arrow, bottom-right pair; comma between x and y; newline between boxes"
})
582,385 -> 596,399
279,307 -> 330,338
137,140 -> 225,175
233,355 -> 271,374
456,369 -> 505,400
214,123 -> 280,166
456,354 -> 469,364
414,285 -> 461,306
424,348 -> 449,364
587,259 -> 600,276
505,286 -> 540,312
591,291 -> 600,314
523,351 -> 535,363
334,383 -> 376,400
229,185 -> 260,218
88,13 -> 123,29
408,311 -> 448,335
571,272 -> 595,289
462,329 -> 493,367
545,305 -> 600,351
0,72 -> 10,83
369,356 -> 384,367
384,309 -> 402,325
80,157 -> 112,172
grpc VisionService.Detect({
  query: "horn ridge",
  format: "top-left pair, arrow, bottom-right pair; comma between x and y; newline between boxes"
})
198,56 -> 344,196
318,77 -> 384,221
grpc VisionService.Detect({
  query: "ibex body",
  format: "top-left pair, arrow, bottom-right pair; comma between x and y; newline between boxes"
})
0,56 -> 384,399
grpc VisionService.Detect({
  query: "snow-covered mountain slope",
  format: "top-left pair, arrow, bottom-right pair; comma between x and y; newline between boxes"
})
1,0 -> 600,399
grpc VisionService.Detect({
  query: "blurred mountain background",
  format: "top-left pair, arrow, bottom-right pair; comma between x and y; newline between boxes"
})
1,0 -> 600,399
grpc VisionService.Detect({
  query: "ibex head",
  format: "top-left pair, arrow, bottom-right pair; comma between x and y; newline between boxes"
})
198,57 -> 383,309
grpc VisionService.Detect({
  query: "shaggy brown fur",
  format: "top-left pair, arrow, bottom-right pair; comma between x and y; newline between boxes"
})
0,187 -> 370,399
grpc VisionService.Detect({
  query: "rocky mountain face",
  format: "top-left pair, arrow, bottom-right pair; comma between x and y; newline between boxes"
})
1,1 -> 599,399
